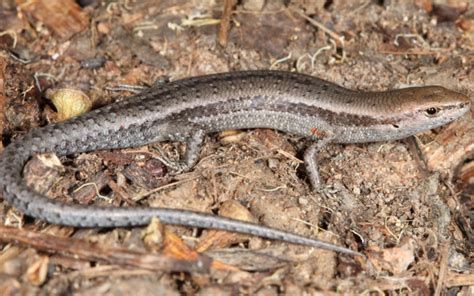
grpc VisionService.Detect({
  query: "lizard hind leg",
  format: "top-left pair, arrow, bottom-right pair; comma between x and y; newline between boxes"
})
152,122 -> 206,175
303,135 -> 335,190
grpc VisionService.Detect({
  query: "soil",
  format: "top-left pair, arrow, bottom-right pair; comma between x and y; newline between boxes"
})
0,0 -> 473,295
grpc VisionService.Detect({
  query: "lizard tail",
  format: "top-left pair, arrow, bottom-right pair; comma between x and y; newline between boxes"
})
0,135 -> 361,256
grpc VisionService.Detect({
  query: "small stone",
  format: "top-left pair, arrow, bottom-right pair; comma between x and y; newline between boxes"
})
298,197 -> 308,205
353,186 -> 361,195
242,0 -> 266,11
267,158 -> 279,169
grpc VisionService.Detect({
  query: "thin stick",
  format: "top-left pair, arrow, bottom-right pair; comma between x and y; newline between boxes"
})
0,225 -> 210,273
218,0 -> 236,47
434,242 -> 450,296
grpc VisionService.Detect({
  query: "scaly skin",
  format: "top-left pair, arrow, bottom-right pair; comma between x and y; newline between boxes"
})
0,71 -> 470,256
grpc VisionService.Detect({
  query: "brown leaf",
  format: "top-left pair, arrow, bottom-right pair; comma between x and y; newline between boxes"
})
367,239 -> 416,275
196,200 -> 257,252
24,256 -> 49,286
161,227 -> 238,272
16,0 -> 89,40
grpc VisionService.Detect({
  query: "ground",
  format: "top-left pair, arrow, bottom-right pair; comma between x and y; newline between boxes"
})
0,0 -> 473,295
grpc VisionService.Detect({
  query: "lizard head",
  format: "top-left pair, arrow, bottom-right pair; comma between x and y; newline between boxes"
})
390,86 -> 471,132
341,86 -> 472,143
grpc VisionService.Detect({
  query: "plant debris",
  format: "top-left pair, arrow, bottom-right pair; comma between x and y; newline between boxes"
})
0,0 -> 472,294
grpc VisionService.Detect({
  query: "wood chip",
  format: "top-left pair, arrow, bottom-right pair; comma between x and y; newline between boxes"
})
196,200 -> 257,252
16,0 -> 89,40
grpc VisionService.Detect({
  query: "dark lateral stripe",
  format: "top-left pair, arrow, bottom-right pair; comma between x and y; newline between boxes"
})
167,96 -> 397,127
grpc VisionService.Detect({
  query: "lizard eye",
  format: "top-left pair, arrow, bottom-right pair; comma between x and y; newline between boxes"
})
424,107 -> 440,117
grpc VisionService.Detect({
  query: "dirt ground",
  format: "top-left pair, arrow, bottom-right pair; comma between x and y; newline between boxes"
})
0,0 -> 473,295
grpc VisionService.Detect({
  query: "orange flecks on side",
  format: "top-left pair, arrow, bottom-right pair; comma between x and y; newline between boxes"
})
310,127 -> 326,138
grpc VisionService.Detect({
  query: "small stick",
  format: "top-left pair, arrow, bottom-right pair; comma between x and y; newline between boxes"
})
218,0 -> 236,47
434,242 -> 450,296
0,225 -> 210,273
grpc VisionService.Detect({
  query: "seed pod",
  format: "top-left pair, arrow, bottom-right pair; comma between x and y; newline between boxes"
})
46,88 -> 92,121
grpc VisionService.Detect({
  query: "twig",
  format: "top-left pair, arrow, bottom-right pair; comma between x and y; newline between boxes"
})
446,271 -> 474,287
105,84 -> 149,94
378,50 -> 444,56
66,265 -> 155,279
394,34 -> 431,49
291,8 -> 343,44
296,45 -> 331,71
33,72 -> 57,93
290,8 -> 346,61
218,0 -> 236,46
0,225 -> 210,273
270,53 -> 292,69
73,182 -> 112,201
434,242 -> 450,296
133,177 -> 199,201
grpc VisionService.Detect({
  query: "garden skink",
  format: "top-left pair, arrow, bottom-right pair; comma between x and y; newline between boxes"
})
0,70 -> 471,256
